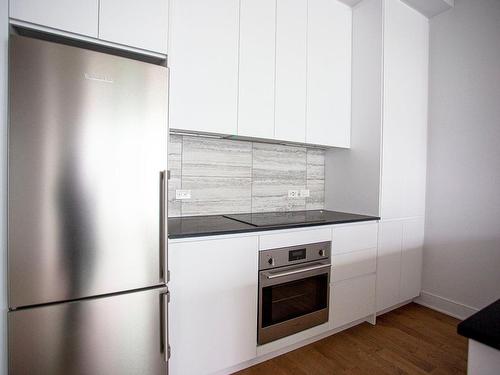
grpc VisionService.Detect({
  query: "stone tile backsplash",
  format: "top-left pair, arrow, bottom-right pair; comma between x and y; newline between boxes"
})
168,135 -> 325,217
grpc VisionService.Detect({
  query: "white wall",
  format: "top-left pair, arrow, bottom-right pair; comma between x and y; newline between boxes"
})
422,0 -> 500,318
1,0 -> 8,372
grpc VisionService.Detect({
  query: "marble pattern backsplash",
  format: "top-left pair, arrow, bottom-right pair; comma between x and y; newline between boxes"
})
168,135 -> 325,217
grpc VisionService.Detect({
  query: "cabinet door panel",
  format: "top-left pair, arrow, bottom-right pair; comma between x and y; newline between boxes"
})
238,0 -> 276,139
99,0 -> 169,53
400,218 -> 424,301
381,0 -> 428,219
332,222 -> 378,255
169,237 -> 258,375
169,0 -> 239,135
331,274 -> 376,329
332,248 -> 377,282
274,0 -> 307,143
307,0 -> 352,148
376,221 -> 402,311
10,0 -> 98,37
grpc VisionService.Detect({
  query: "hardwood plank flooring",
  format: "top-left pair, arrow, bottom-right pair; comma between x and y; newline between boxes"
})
235,303 -> 467,375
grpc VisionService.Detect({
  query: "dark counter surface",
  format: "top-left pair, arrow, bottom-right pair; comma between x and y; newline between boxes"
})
168,210 -> 379,239
457,299 -> 500,350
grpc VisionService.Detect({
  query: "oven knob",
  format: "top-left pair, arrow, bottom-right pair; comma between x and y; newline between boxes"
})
268,257 -> 275,266
319,249 -> 325,257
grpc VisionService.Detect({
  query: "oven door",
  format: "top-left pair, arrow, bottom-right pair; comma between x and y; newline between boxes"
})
258,261 -> 331,345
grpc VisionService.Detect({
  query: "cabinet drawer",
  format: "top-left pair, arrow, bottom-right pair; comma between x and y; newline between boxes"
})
259,227 -> 332,250
332,247 -> 376,282
332,222 -> 378,255
330,274 -> 376,329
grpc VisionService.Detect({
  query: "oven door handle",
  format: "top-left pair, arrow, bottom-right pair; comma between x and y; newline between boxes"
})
263,263 -> 331,279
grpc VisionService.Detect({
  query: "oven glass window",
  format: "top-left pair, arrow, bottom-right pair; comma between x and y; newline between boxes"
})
261,274 -> 328,328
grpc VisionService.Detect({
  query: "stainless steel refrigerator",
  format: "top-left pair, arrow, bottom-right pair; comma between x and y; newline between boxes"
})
8,35 -> 169,374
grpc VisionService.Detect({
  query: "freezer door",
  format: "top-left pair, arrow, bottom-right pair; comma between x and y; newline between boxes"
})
8,35 -> 168,308
9,287 -> 169,375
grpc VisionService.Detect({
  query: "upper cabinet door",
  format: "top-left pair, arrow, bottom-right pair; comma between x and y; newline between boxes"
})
307,0 -> 352,148
169,0 -> 239,135
274,0 -> 307,143
99,0 -> 169,53
237,0 -> 276,139
381,0 -> 428,219
10,0 -> 99,37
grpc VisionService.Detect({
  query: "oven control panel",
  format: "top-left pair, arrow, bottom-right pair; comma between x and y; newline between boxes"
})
259,241 -> 331,271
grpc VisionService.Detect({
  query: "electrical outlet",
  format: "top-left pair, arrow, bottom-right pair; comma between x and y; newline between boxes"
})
175,189 -> 191,200
288,190 -> 300,198
300,189 -> 310,198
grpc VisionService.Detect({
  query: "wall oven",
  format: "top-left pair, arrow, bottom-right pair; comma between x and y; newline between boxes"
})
258,242 -> 331,345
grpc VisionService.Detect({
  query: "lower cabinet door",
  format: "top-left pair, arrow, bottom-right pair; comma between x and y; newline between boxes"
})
400,218 -> 424,301
169,237 -> 259,375
330,274 -> 376,329
376,220 -> 403,311
332,247 -> 377,282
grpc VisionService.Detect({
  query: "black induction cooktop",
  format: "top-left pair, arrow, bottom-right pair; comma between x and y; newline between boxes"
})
168,210 -> 380,239
224,210 -> 362,227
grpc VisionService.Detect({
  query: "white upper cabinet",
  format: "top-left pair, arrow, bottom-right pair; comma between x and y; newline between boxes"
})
237,0 -> 276,139
307,0 -> 352,148
167,0 -> 352,145
274,0 -> 308,143
169,0 -> 239,135
99,0 -> 169,53
10,0 -> 99,37
380,0 -> 429,219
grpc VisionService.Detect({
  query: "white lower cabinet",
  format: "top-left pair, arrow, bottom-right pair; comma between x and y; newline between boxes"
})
332,247 -> 377,283
376,217 -> 424,312
376,220 -> 402,311
400,218 -> 424,301
169,236 -> 259,375
329,222 -> 378,329
330,274 -> 376,329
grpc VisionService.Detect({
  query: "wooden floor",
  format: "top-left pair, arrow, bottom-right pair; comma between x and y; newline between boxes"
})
235,303 -> 467,375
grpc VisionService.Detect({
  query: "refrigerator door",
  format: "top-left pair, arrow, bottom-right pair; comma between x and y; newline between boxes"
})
8,35 -> 168,308
9,286 -> 169,375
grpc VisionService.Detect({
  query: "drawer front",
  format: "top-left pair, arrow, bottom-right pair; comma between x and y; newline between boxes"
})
330,274 -> 376,329
332,247 -> 377,282
259,227 -> 332,250
332,223 -> 378,255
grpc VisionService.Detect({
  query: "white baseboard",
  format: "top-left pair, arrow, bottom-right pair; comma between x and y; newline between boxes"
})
414,291 -> 479,320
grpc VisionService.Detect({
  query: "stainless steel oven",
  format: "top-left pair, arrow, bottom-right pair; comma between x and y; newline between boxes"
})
258,242 -> 331,345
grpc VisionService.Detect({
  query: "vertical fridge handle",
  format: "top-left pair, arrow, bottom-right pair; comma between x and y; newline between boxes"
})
160,291 -> 170,362
159,170 -> 167,282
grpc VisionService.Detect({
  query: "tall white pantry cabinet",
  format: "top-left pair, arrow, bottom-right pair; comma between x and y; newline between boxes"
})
326,0 -> 429,313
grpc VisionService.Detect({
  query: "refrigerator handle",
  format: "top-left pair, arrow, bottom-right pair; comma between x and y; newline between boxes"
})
159,170 -> 167,282
160,290 -> 170,362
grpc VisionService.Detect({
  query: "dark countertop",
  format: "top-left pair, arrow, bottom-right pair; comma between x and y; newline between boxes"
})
457,299 -> 500,350
168,210 -> 380,239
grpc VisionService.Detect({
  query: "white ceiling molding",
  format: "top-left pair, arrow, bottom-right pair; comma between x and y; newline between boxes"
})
336,0 -> 364,7
337,0 -> 454,18
400,0 -> 454,18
